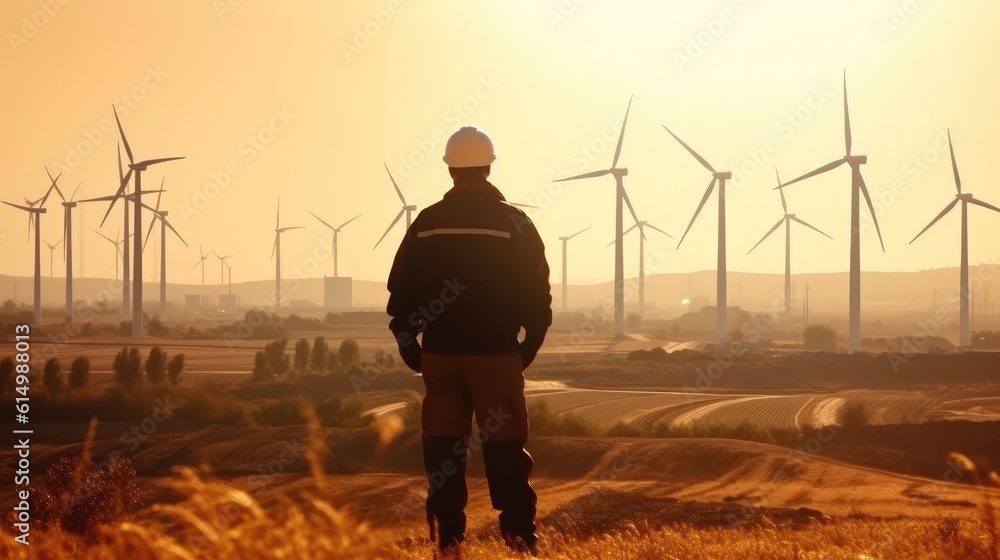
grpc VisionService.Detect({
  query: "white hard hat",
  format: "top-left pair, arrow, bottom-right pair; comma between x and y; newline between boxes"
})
443,126 -> 496,168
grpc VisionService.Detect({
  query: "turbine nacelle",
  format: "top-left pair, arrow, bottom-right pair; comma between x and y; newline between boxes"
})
62,201 -> 77,208
846,155 -> 868,166
611,168 -> 629,177
787,213 -> 796,219
957,193 -> 974,202
404,205 -> 418,211
713,171 -> 732,181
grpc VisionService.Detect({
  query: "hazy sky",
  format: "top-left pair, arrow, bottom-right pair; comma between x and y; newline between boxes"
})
2,0 -> 999,287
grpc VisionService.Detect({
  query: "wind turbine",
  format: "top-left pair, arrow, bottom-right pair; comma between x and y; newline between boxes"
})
308,212 -> 361,277
100,106 -> 184,338
909,129 -> 1000,347
272,197 -> 303,311
211,251 -> 233,285
142,180 -> 188,319
56,179 -> 83,318
2,171 -> 62,321
607,221 -> 673,315
192,242 -> 209,286
553,96 -> 640,340
374,164 -> 417,249
95,228 -> 127,282
42,238 -> 62,278
558,227 -> 590,311
778,72 -> 884,353
664,124 -> 734,344
748,170 -> 832,330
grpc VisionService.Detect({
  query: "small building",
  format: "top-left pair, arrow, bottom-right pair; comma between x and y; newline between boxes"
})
324,276 -> 353,309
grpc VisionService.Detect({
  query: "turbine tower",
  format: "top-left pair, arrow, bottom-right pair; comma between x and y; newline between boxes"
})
374,164 -> 417,249
664,125 -> 733,344
748,170 -> 832,330
143,181 -> 188,319
909,129 -> 1000,347
58,180 -> 83,319
192,242 -> 209,286
309,212 -> 361,277
95,228 -> 127,282
42,238 -> 62,278
102,106 -> 184,338
2,171 -> 61,321
226,263 -> 233,296
608,221 -> 673,315
778,72 -> 884,353
558,227 -> 590,310
272,197 -> 303,311
211,251 -> 233,285
553,96 -> 640,340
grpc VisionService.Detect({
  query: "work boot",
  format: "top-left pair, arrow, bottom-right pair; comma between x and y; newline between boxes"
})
423,436 -> 469,550
501,527 -> 539,556
482,440 -> 538,551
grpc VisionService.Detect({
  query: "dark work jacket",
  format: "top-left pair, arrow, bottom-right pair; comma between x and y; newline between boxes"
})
386,177 -> 552,365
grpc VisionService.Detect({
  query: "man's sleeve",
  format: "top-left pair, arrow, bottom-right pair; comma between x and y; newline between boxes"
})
386,222 -> 424,372
512,212 -> 552,368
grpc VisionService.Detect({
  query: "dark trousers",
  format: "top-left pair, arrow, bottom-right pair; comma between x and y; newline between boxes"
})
420,353 -> 537,549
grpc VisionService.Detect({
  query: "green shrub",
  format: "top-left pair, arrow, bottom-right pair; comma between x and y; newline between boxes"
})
338,340 -> 361,370
803,324 -> 839,351
310,336 -> 329,372
68,356 -> 90,390
167,353 -> 185,387
42,358 -> 63,395
252,351 -> 273,382
113,347 -> 143,392
837,399 -> 871,428
294,338 -> 311,372
528,400 -> 597,437
144,346 -> 168,386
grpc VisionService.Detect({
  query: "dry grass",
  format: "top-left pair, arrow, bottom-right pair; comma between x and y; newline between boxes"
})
2,417 -> 998,559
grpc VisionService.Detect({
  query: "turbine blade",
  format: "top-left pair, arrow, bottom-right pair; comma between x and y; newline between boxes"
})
567,226 -> 590,240
3,201 -> 33,212
143,216 -> 156,253
43,167 -> 66,203
309,211 -> 336,231
69,179 -> 82,202
677,178 -> 717,247
191,258 -> 202,270
844,71 -> 852,156
910,199 -> 959,244
747,218 -> 785,254
620,183 -> 639,227
136,156 -> 185,167
611,94 -> 633,169
777,170 -> 788,214
858,173 -> 885,252
948,129 -> 962,194
968,197 -> 1000,215
373,209 -> 405,249
199,240 -> 204,259
117,143 -> 125,183
553,169 -> 611,182
99,168 -> 133,227
337,214 -> 362,230
790,216 -> 833,240
662,125 -> 716,173
384,163 -> 406,205
276,197 -> 281,229
94,229 -> 116,244
778,159 -> 846,189
113,106 -> 134,164
143,179 -> 163,251
160,216 -> 188,247
270,233 -> 278,262
645,224 -> 674,239
277,227 -> 304,232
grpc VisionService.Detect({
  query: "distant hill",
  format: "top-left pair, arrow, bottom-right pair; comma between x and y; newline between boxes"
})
1,265 -> 998,327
